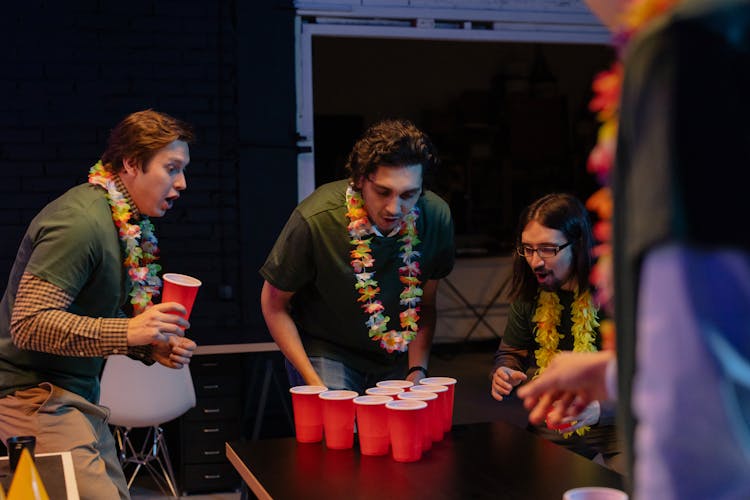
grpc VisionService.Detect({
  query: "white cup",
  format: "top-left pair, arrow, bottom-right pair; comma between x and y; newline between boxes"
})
563,487 -> 628,500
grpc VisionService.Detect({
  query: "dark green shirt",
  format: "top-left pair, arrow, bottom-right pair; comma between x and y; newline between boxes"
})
495,290 -> 602,376
0,183 -> 127,402
261,180 -> 455,374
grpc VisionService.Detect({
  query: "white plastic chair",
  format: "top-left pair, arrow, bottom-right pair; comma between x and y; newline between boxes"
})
99,355 -> 196,497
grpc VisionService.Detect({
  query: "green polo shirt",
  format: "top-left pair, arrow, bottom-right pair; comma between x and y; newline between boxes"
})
0,183 -> 127,402
261,180 -> 455,374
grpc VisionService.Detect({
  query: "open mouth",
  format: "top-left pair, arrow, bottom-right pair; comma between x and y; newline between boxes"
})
535,270 -> 550,282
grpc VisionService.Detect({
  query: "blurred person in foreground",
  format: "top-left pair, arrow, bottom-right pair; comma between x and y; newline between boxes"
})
490,193 -> 622,471
0,109 -> 198,499
261,119 -> 455,394
519,0 -> 750,498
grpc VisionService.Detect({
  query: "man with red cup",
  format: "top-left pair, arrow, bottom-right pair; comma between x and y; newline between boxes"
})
0,110 -> 198,499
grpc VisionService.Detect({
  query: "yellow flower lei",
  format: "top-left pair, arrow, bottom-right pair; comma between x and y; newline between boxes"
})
345,186 -> 422,353
533,289 -> 599,436
88,161 -> 161,315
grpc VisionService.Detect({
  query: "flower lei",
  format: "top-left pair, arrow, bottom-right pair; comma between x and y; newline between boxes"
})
345,186 -> 422,353
533,289 -> 599,436
585,0 -> 680,347
88,161 -> 162,315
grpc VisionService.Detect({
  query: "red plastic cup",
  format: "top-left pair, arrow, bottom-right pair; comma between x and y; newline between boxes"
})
386,399 -> 427,463
161,273 -> 202,319
411,383 -> 451,432
397,391 -> 438,449
289,385 -> 328,443
376,380 -> 413,392
546,408 -> 576,433
354,395 -> 392,456
419,377 -> 457,432
319,390 -> 358,450
365,387 -> 404,397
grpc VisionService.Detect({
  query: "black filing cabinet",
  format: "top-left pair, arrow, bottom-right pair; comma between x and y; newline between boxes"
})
179,354 -> 242,494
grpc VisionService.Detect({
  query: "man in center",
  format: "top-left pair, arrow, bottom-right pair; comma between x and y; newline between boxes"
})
261,119 -> 455,393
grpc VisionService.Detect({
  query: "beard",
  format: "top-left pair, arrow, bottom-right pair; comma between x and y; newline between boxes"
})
535,269 -> 570,292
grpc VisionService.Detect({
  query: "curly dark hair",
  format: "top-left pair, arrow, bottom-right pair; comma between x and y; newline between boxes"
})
345,119 -> 438,187
101,109 -> 195,173
508,193 -> 594,302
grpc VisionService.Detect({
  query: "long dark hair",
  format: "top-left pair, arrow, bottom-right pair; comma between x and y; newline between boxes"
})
508,193 -> 594,302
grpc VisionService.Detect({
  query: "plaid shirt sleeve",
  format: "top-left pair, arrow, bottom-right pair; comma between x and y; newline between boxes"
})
10,272 -> 130,357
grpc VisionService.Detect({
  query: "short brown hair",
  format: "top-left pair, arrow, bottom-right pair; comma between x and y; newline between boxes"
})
100,109 -> 195,172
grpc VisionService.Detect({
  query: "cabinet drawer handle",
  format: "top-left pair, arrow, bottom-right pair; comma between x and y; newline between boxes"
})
204,474 -> 221,480
200,362 -> 219,368
203,384 -> 220,390
202,428 -> 220,433
203,450 -> 221,456
203,408 -> 221,414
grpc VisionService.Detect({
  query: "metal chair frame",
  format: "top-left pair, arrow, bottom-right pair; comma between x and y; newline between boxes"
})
113,424 -> 178,497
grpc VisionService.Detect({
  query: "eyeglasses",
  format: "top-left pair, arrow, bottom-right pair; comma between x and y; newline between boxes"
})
517,241 -> 572,259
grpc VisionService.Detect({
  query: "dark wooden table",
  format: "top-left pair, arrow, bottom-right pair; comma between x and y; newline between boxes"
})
226,420 -> 624,500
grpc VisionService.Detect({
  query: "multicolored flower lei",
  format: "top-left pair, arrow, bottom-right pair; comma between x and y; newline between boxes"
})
533,289 -> 599,436
585,0 -> 680,348
345,186 -> 422,353
88,161 -> 162,315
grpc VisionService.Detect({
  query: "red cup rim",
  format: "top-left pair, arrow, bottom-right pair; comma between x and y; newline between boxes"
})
397,391 -> 437,401
411,384 -> 448,393
289,385 -> 328,395
376,380 -> 414,389
420,377 -> 457,386
365,387 -> 404,396
354,395 -> 392,405
319,390 -> 358,400
163,273 -> 202,287
386,400 -> 427,411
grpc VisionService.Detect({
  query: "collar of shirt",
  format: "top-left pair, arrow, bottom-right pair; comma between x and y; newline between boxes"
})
371,224 -> 400,238
114,173 -> 142,221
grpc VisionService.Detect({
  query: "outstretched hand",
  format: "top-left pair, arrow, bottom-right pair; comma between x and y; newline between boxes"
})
127,302 -> 190,346
516,350 -> 614,426
548,400 -> 602,433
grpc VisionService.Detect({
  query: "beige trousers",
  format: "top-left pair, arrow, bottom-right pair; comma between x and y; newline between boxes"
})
0,382 -> 129,500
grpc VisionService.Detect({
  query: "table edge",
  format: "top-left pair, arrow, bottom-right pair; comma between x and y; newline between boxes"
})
195,342 -> 280,355
225,441 -> 273,500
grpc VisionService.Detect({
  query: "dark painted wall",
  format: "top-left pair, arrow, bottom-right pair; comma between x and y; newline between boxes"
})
0,0 -> 297,345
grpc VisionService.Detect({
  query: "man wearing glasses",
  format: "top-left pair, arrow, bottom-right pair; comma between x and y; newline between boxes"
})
489,193 -> 622,471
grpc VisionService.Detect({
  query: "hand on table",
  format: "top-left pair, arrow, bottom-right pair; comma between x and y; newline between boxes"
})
406,370 -> 426,385
491,367 -> 527,401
